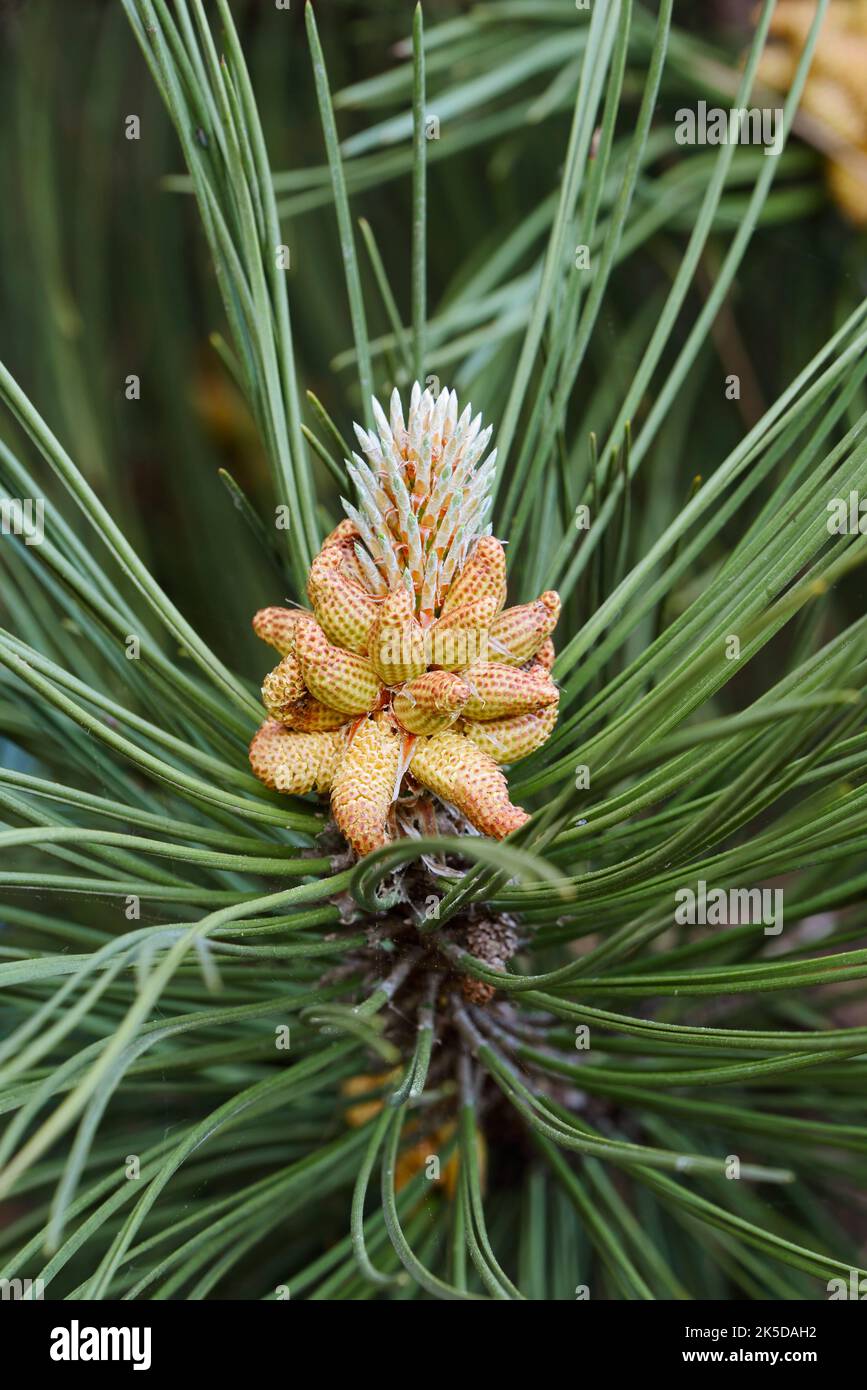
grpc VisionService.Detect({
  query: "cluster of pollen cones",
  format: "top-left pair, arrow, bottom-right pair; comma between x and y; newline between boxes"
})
249,384 -> 561,857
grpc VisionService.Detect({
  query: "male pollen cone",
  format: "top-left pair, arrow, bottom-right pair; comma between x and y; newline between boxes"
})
249,384 -> 561,857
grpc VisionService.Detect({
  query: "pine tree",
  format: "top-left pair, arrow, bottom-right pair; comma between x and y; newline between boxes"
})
0,0 -> 865,1300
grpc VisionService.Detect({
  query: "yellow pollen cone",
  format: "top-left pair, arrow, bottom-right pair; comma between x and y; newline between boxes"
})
330,712 -> 403,854
249,720 -> 343,795
461,661 -> 557,721
295,615 -> 383,715
393,669 -> 470,735
252,606 -> 307,656
489,591 -> 560,665
261,653 -> 306,720
462,702 -> 559,764
410,729 -> 529,838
